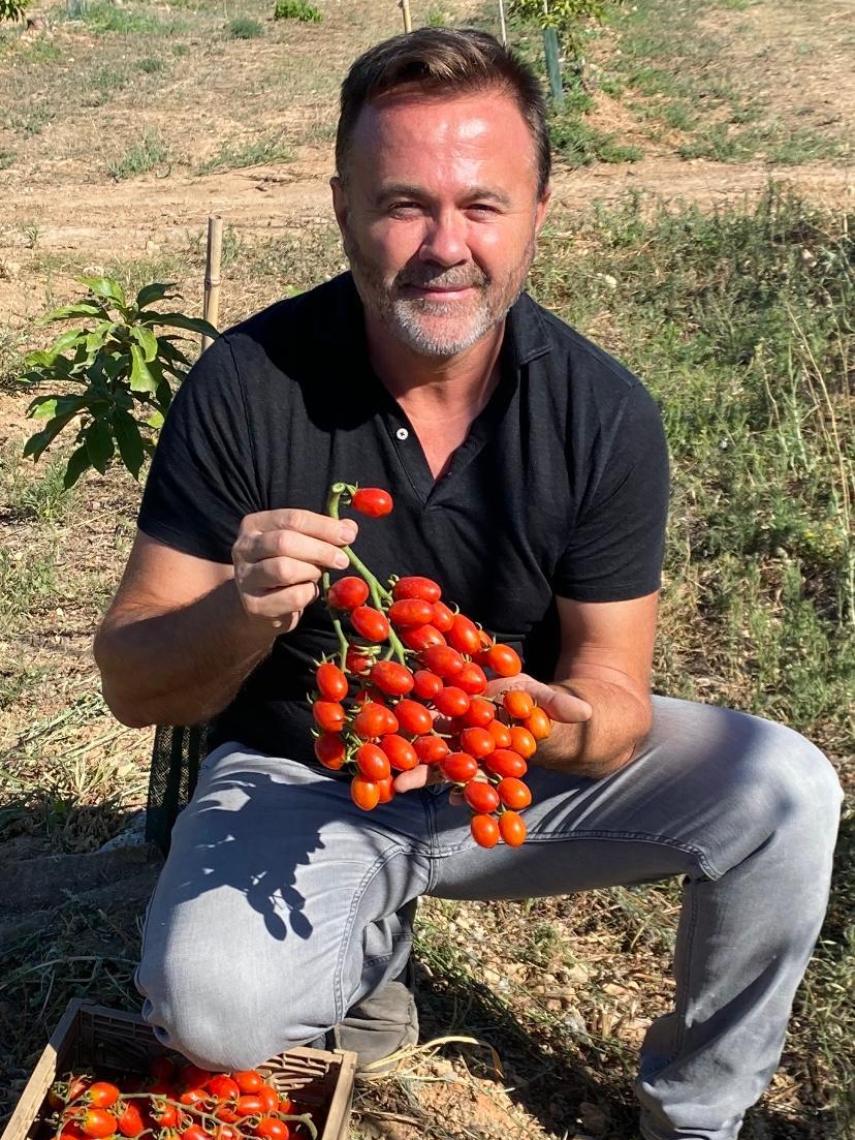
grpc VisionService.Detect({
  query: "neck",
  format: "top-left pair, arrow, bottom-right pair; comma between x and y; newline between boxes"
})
364,313 -> 505,418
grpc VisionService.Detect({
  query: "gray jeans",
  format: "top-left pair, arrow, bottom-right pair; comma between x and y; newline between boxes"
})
136,696 -> 842,1140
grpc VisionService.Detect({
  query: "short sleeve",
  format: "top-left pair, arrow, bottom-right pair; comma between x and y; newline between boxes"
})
553,382 -> 669,601
138,335 -> 260,563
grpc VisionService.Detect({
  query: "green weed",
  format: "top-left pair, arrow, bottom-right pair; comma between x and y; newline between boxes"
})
273,0 -> 321,21
136,56 -> 164,73
107,130 -> 169,180
196,135 -> 292,174
227,15 -> 263,38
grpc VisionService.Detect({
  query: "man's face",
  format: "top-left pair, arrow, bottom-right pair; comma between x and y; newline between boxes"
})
332,85 -> 550,358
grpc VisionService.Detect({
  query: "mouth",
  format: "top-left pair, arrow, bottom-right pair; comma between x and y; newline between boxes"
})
401,283 -> 480,300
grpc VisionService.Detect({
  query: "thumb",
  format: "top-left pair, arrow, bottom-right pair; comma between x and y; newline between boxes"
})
487,674 -> 592,724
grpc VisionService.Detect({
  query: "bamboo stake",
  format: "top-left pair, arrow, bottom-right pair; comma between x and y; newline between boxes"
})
497,0 -> 507,46
400,0 -> 412,33
201,214 -> 223,354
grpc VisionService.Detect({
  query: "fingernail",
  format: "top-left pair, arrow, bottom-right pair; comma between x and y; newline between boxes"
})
339,521 -> 358,542
334,551 -> 350,569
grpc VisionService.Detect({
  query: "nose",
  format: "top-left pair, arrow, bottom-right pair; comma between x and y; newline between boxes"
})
418,208 -> 469,268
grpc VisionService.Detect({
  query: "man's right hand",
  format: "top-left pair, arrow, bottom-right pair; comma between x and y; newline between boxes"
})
231,508 -> 359,632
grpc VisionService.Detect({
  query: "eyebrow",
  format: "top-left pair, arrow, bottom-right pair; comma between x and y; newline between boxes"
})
374,183 -> 513,208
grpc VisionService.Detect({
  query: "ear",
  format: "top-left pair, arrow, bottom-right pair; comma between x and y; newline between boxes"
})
534,185 -> 552,236
330,176 -> 350,238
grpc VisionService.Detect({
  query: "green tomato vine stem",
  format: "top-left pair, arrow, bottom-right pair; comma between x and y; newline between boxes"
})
324,483 -> 408,666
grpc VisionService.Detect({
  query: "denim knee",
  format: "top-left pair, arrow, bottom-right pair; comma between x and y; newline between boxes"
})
138,952 -> 335,1070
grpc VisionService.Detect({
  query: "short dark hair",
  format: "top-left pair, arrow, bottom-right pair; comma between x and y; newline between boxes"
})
336,27 -> 551,197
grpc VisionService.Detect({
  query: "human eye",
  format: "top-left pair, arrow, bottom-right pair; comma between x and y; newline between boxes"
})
387,200 -> 422,218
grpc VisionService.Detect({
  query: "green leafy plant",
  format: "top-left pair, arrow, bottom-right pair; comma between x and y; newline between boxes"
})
273,0 -> 321,22
228,15 -> 263,38
21,277 -> 218,488
0,0 -> 29,21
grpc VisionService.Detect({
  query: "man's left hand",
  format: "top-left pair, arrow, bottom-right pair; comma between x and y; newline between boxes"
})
392,673 -> 591,795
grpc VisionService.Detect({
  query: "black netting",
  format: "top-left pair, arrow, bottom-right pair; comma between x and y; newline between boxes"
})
145,724 -> 210,855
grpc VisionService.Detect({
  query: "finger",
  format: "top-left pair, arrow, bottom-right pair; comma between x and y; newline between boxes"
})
238,555 -> 327,594
239,580 -> 319,621
485,674 -> 593,723
236,528 -> 353,572
241,508 -> 359,546
393,764 -> 443,794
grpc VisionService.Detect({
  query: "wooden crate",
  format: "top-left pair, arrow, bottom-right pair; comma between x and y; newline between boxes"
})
2,1001 -> 356,1140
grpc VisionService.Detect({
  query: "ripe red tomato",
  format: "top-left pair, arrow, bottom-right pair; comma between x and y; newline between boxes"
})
503,689 -> 535,719
394,699 -> 433,736
462,696 -> 495,727
447,614 -> 481,655
463,780 -> 501,814
207,1075 -> 239,1103
440,752 -> 479,783
345,645 -> 373,675
388,598 -> 434,628
434,686 -> 470,718
351,487 -> 393,517
60,1125 -> 86,1140
232,1072 -> 263,1096
509,726 -> 537,760
326,576 -> 368,611
314,733 -> 347,770
277,1098 -> 294,1116
150,1100 -> 178,1128
459,727 -> 495,759
380,734 -> 419,771
254,1118 -> 289,1140
400,624 -> 446,651
256,1087 -> 278,1115
413,734 -> 450,765
353,702 -> 398,738
487,719 -> 512,748
456,662 -> 488,695
179,1087 -> 210,1108
497,776 -> 533,810
484,643 -> 522,678
376,776 -> 395,803
182,1127 -> 210,1140
393,576 -> 442,603
356,742 -> 392,781
499,811 -> 527,847
79,1110 -> 118,1138
86,1084 -> 120,1109
430,601 -> 455,633
412,669 -> 443,701
470,814 -> 500,848
312,700 -> 346,733
351,775 -> 380,811
369,660 -> 415,696
235,1095 -> 265,1117
350,606 -> 390,643
484,749 -> 528,779
524,707 -> 552,741
420,645 -> 464,679
216,1126 -> 238,1140
315,662 -> 348,701
116,1103 -> 145,1138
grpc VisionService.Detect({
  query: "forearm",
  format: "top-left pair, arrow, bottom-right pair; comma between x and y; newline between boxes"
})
534,674 -> 652,779
94,580 -> 278,728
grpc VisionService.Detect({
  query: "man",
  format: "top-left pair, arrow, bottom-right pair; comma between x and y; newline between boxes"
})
94,28 -> 841,1140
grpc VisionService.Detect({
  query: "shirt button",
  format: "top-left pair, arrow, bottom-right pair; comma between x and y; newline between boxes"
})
396,427 -> 409,441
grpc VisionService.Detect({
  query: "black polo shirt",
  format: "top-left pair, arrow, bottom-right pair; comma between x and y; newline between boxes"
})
139,272 -> 669,763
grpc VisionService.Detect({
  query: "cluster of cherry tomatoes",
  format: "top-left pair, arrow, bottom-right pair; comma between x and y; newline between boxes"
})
312,485 -> 551,849
47,1060 -> 315,1140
